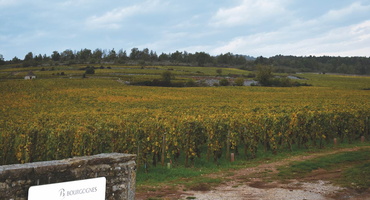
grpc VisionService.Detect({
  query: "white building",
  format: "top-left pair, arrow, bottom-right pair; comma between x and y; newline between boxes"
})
24,71 -> 36,80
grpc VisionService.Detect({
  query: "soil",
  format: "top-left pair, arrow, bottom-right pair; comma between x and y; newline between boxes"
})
136,147 -> 370,200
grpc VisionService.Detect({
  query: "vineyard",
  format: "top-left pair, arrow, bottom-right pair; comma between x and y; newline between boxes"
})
0,72 -> 369,169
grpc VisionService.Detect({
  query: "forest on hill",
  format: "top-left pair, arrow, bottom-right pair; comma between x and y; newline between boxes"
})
1,48 -> 369,75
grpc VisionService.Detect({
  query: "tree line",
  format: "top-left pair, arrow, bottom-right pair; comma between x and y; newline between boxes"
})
254,55 -> 370,74
1,48 -> 252,68
1,49 -> 369,75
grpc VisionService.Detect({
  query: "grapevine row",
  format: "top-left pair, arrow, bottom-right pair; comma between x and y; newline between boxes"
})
1,110 -> 369,167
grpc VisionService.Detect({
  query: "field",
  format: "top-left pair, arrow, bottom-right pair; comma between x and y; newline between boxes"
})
0,64 -> 248,81
1,65 -> 370,199
0,65 -> 369,168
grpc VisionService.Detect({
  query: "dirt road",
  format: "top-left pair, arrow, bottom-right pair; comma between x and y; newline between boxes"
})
137,147 -> 370,200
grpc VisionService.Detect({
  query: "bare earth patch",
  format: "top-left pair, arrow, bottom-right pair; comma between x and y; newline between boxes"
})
185,180 -> 343,200
137,147 -> 370,200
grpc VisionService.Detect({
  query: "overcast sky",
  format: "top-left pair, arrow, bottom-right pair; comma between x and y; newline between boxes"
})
1,0 -> 370,60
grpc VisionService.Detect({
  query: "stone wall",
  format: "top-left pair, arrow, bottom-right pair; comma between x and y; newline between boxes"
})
0,153 -> 136,200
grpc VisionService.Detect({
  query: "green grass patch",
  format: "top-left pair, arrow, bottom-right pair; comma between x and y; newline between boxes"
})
277,148 -> 370,190
137,143 -> 370,188
137,166 -> 204,185
341,161 -> 370,190
299,73 -> 370,90
136,165 -> 224,193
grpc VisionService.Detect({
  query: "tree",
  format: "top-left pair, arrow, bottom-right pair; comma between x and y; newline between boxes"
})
158,53 -> 169,62
234,54 -> 247,65
217,52 -> 233,65
254,56 -> 269,65
61,49 -> 75,61
43,54 -> 50,61
216,69 -> 222,76
85,66 -> 95,74
219,78 -> 230,86
23,52 -> 36,67
92,48 -> 103,61
24,52 -> 34,61
107,49 -> 117,61
234,77 -> 245,86
255,65 -> 273,86
130,48 -> 140,60
51,51 -> 61,61
0,54 -> 4,65
34,54 -> 43,62
195,52 -> 211,66
150,50 -> 158,61
78,49 -> 92,62
171,51 -> 183,63
12,56 -> 21,63
118,49 -> 127,59
161,71 -> 175,85
141,48 -> 150,61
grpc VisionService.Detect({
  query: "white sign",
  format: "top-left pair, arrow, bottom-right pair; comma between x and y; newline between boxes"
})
28,177 -> 106,200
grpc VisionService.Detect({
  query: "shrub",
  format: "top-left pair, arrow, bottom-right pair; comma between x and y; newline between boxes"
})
185,79 -> 197,87
234,78 -> 245,86
85,67 -> 95,74
255,65 -> 273,86
161,71 -> 175,85
219,78 -> 229,86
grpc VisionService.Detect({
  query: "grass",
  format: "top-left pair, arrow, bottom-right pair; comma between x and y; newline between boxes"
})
136,146 -> 292,185
2,64 -> 369,90
137,142 -> 370,191
2,64 -> 369,91
137,166 -> 205,185
1,64 -> 369,194
135,165 -> 223,196
136,144 -> 370,198
299,73 -> 370,90
342,162 -> 370,190
277,147 -> 370,191
0,64 -> 250,76
0,64 -> 254,85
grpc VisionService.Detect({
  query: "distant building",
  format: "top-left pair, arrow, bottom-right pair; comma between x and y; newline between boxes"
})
24,71 -> 36,80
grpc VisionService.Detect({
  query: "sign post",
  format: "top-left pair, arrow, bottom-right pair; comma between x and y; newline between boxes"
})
28,177 -> 106,200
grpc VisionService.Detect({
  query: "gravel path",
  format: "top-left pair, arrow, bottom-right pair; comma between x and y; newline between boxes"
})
183,180 -> 343,200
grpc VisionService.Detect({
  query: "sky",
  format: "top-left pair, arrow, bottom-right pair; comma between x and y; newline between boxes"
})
1,0 -> 370,60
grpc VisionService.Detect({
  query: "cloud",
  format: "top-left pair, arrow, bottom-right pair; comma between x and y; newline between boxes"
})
58,0 -> 91,7
172,15 -> 202,30
206,1 -> 370,57
322,2 -> 370,21
137,31 -> 191,53
85,0 -> 168,30
351,20 -> 370,39
210,19 -> 370,57
210,0 -> 291,27
6,31 -> 48,46
2,0 -> 370,60
0,0 -> 20,6
86,6 -> 139,29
